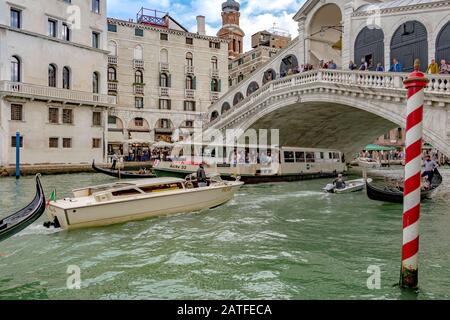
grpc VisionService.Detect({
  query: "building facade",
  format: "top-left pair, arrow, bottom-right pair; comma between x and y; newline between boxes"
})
106,11 -> 228,158
229,28 -> 292,88
0,0 -> 113,166
217,0 -> 245,60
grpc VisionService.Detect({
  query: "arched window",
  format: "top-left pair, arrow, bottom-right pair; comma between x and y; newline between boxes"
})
186,76 -> 193,90
186,52 -> 193,66
160,73 -> 169,87
134,45 -> 143,60
48,64 -> 57,87
135,70 -> 143,84
210,111 -> 219,122
11,56 -> 21,82
108,67 -> 116,81
211,56 -> 218,70
63,67 -> 71,89
93,72 -> 99,94
108,41 -> 117,56
160,48 -> 168,64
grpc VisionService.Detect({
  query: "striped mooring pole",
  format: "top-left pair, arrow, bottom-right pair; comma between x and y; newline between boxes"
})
400,59 -> 429,289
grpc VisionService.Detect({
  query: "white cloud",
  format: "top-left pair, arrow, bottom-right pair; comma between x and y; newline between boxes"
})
107,0 -> 305,51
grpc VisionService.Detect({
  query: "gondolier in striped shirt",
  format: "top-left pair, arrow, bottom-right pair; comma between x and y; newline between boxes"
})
422,155 -> 438,184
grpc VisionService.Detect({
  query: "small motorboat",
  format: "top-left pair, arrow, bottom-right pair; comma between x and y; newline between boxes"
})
324,178 -> 372,194
366,169 -> 443,204
357,157 -> 381,169
0,175 -> 46,242
45,174 -> 244,231
92,161 -> 155,179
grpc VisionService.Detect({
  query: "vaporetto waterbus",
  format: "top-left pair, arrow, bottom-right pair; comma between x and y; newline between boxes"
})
152,143 -> 347,184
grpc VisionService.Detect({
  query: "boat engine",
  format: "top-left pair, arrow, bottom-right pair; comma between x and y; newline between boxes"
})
43,217 -> 61,229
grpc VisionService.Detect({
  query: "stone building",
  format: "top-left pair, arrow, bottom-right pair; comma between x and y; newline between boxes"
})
217,0 -> 245,60
0,0 -> 113,166
106,9 -> 229,157
229,28 -> 292,88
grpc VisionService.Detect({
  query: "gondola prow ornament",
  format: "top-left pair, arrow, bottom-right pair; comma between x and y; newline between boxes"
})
400,59 -> 429,289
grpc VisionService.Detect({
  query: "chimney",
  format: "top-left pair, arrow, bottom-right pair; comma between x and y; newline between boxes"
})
197,15 -> 206,35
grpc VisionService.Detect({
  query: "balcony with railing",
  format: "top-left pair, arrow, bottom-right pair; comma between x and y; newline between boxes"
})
159,87 -> 170,97
133,59 -> 144,69
108,82 -> 118,92
210,91 -> 220,102
0,81 -> 117,105
211,68 -> 220,78
160,63 -> 170,72
133,83 -> 145,95
108,55 -> 118,65
185,65 -> 195,75
185,89 -> 195,100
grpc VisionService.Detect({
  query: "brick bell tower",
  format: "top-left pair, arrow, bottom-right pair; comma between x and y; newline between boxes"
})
217,0 -> 245,60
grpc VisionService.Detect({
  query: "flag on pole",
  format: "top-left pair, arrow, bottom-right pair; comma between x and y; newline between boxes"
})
46,189 -> 56,208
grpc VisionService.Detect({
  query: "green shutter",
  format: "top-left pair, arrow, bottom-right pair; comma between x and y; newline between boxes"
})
159,73 -> 162,87
168,99 -> 171,110
210,80 -> 214,92
218,79 -> 222,92
193,76 -> 196,90
168,74 -> 171,88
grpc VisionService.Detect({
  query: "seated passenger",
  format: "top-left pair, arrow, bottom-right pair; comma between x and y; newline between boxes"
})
333,174 -> 346,190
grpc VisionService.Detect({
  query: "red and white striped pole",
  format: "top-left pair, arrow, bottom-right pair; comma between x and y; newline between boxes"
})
400,59 -> 429,289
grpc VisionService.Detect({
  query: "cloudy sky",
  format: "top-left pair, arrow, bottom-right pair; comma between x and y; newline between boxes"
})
107,0 -> 306,51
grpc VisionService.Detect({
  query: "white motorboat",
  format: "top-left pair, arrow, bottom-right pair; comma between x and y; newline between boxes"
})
356,157 -> 381,169
324,178 -> 373,194
45,174 -> 243,230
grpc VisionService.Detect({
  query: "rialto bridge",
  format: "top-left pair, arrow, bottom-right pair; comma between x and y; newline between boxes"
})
204,0 -> 450,157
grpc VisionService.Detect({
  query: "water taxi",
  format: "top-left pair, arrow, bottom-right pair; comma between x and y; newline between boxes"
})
45,175 -> 243,230
323,178 -> 372,194
153,143 -> 347,183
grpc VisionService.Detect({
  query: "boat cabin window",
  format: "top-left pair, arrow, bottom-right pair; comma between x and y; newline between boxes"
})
284,151 -> 295,163
112,188 -> 143,197
306,152 -> 315,163
295,152 -> 305,163
140,183 -> 183,193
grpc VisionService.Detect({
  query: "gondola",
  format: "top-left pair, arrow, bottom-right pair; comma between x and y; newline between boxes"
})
366,169 -> 443,204
0,175 -> 46,242
92,161 -> 155,179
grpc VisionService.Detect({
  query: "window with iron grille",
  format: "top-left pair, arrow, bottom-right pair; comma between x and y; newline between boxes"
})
63,109 -> 73,124
108,23 -> 117,32
11,104 -> 23,121
186,37 -> 193,45
135,28 -> 144,37
92,138 -> 101,148
49,108 -> 59,124
49,137 -> 59,148
185,120 -> 194,128
11,136 -> 23,148
209,41 -> 220,49
160,33 -> 168,41
134,118 -> 144,127
92,112 -> 102,126
63,138 -> 72,148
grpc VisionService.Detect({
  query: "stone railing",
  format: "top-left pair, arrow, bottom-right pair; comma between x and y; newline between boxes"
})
108,55 -> 118,65
205,69 -> 450,129
133,59 -> 144,69
185,89 -> 195,100
0,81 -> 117,105
159,87 -> 170,97
185,65 -> 195,75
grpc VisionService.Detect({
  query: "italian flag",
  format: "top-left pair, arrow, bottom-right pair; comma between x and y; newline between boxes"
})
46,190 -> 56,208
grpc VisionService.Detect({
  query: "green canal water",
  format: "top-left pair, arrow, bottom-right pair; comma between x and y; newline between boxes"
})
0,169 -> 449,300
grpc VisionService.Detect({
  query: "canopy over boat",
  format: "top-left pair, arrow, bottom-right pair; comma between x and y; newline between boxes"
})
364,144 -> 397,152
0,175 -> 46,242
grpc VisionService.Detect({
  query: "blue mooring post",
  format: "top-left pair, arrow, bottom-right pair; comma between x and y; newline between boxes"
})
15,131 -> 20,179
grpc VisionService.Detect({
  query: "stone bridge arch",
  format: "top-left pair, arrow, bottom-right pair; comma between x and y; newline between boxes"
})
222,92 -> 450,159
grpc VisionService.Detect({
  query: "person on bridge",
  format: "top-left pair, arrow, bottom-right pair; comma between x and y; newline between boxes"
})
376,63 -> 384,72
422,155 -> 438,184
439,59 -> 449,75
389,58 -> 403,72
329,60 -> 337,69
427,59 -> 439,74
349,61 -> 357,70
359,58 -> 368,71
333,174 -> 346,190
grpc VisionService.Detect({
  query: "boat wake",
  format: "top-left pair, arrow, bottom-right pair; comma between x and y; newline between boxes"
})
12,223 -> 62,237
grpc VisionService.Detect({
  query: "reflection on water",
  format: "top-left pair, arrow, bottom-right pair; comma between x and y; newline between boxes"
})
0,169 -> 449,300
